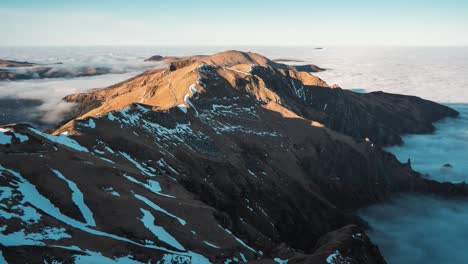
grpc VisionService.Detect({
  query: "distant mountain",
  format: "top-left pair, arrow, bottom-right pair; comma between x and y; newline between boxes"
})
0,65 -> 113,81
0,50 -> 463,263
144,51 -> 325,72
0,58 -> 121,81
0,59 -> 37,67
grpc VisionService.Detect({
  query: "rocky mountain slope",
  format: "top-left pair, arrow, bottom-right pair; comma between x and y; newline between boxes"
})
0,51 -> 463,263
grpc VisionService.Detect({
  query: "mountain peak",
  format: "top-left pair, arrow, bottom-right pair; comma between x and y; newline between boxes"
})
58,50 -> 457,147
56,51 -> 330,136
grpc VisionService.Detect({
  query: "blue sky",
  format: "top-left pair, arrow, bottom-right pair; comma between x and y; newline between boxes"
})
1,0 -> 467,46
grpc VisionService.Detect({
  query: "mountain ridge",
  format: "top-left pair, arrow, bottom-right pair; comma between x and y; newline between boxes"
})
0,50 -> 462,263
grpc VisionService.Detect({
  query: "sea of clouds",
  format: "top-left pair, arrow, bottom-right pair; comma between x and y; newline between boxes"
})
307,46 -> 468,103
0,72 -> 138,126
358,104 -> 468,264
387,104 -> 468,183
0,46 -> 167,127
360,194 -> 468,264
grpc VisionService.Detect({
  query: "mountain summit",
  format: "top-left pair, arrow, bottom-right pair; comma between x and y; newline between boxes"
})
0,50 -> 462,263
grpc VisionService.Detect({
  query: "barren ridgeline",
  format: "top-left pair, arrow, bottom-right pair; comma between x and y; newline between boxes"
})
0,50 -> 465,263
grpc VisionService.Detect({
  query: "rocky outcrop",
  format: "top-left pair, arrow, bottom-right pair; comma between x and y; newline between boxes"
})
0,50 -> 462,263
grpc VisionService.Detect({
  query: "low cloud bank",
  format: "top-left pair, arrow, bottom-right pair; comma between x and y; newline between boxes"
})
0,47 -> 169,129
0,72 -> 137,128
360,194 -> 468,264
311,47 -> 468,103
362,104 -> 468,264
386,104 -> 468,183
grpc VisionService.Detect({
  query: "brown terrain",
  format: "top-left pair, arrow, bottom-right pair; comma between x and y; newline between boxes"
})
0,50 -> 463,263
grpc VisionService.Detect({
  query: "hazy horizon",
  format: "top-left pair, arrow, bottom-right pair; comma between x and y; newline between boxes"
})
2,0 -> 468,46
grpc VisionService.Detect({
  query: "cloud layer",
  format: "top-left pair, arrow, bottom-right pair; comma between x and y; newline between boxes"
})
311,47 -> 468,103
387,104 -> 468,182
362,105 -> 468,263
0,47 -> 173,128
360,194 -> 468,264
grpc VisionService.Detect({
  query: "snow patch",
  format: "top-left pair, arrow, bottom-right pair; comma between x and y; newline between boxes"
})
125,175 -> 175,198
51,169 -> 96,226
184,94 -> 198,115
240,253 -> 247,262
0,185 -> 41,225
29,128 -> 89,152
0,227 -> 70,246
220,226 -> 256,253
0,250 -> 7,263
326,250 -> 350,264
224,67 -> 252,76
0,129 -> 29,143
140,208 -> 185,250
189,84 -> 198,96
247,170 -> 257,178
134,194 -> 186,225
0,132 -> 12,145
177,104 -> 188,114
80,118 -> 96,129
274,257 -> 288,264
107,112 -> 115,121
203,241 -> 220,249
103,187 -> 120,197
74,250 -> 143,264
120,152 -> 156,177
